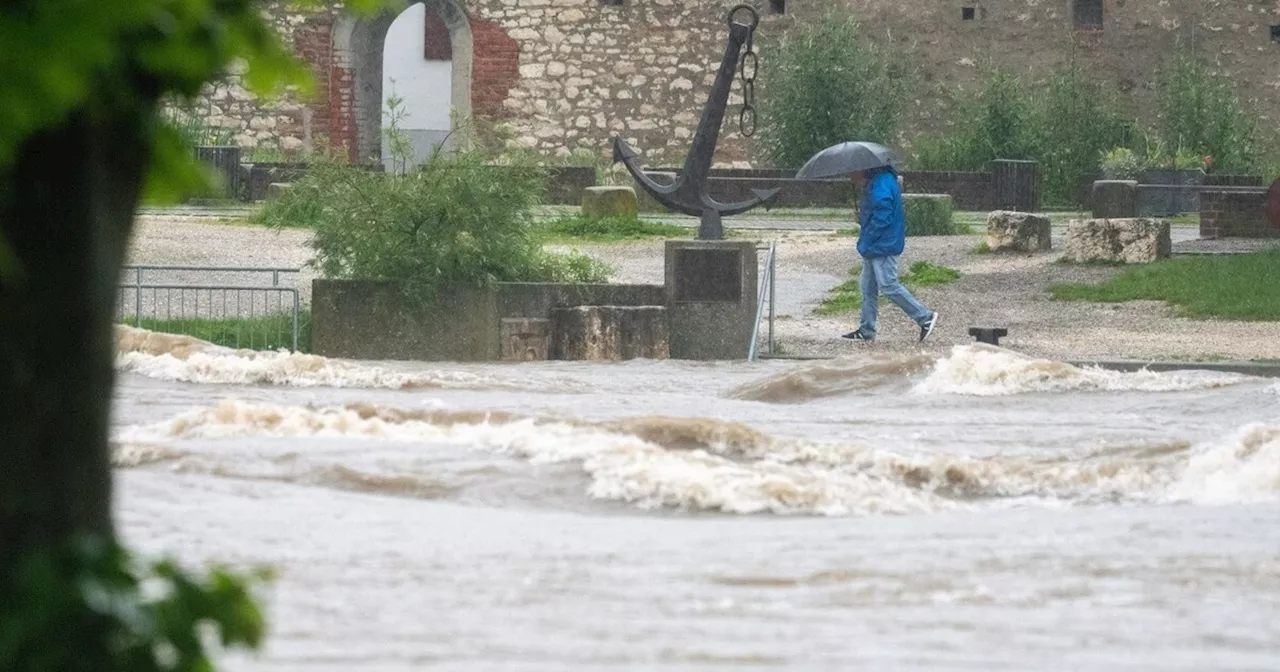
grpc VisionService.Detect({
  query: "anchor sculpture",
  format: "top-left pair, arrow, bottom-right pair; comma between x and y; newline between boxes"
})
612,4 -> 779,240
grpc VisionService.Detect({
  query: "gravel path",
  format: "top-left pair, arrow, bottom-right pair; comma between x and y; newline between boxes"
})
126,213 -> 1280,362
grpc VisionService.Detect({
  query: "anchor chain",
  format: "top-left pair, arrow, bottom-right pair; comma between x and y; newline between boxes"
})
731,5 -> 759,137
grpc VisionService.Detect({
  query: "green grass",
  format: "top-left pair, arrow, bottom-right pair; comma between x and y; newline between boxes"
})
534,214 -> 689,242
1050,249 -> 1280,320
972,241 -> 992,254
815,261 -> 960,315
124,312 -> 312,352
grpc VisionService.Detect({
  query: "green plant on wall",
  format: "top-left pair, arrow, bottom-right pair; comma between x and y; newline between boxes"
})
758,11 -> 916,170
913,60 -> 1134,205
1154,44 -> 1260,174
911,64 -> 1040,173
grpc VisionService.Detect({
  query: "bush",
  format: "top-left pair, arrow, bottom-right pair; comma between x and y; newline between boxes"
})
1100,147 -> 1143,180
904,194 -> 955,236
1154,45 -> 1260,174
758,12 -> 915,169
259,141 -> 611,297
1037,63 -> 1135,202
912,61 -> 1134,205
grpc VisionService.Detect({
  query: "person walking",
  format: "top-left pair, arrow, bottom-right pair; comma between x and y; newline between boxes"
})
842,164 -> 939,342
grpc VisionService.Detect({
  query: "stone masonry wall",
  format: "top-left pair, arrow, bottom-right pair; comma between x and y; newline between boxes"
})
811,0 -> 1280,154
186,0 -> 1279,169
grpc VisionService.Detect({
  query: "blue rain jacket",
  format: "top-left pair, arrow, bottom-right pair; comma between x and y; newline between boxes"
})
856,166 -> 905,258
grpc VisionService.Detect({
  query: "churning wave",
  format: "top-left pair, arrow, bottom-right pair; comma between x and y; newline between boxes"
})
114,325 -> 574,391
113,399 -> 1280,516
731,344 -> 1252,402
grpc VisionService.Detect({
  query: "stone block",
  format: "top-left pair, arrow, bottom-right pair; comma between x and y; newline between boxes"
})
1092,180 -> 1139,219
581,185 -> 638,219
500,318 -> 550,361
551,305 -> 669,361
985,210 -> 1051,252
1064,218 -> 1172,264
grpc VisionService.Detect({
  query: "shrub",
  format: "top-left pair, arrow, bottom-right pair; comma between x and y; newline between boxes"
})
1037,62 -> 1135,202
1153,45 -> 1260,174
259,140 -> 611,298
910,64 -> 1040,173
904,194 -> 955,236
1100,147 -> 1143,180
758,12 -> 916,170
912,61 -> 1134,205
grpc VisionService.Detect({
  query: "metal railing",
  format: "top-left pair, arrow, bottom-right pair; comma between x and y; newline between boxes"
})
748,242 -> 777,362
116,265 -> 303,351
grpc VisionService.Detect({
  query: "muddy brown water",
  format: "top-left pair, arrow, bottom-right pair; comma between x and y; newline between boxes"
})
111,327 -> 1280,670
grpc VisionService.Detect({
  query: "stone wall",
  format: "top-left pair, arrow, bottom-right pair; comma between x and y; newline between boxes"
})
189,0 -> 1280,169
188,0 -> 772,167
1200,189 -> 1274,239
811,0 -> 1280,154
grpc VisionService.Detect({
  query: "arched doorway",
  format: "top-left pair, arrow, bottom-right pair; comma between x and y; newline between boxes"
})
382,3 -> 451,171
333,0 -> 472,168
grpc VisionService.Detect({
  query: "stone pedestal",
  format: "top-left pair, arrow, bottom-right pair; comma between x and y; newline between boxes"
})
581,185 -> 638,218
1092,180 -> 1139,219
1065,218 -> 1172,264
550,306 -> 669,360
664,240 -> 757,360
986,211 -> 1051,252
991,159 -> 1041,212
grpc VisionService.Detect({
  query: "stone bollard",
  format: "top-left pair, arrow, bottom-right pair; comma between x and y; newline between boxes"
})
1091,180 -> 1139,219
581,185 -> 639,219
551,305 -> 669,361
985,210 -> 1051,252
1064,218 -> 1171,264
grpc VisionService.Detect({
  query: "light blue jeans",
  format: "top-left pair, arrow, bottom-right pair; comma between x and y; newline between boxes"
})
859,255 -> 932,339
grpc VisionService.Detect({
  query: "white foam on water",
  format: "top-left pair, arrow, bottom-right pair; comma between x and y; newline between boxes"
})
116,400 -> 1230,516
1167,423 -> 1280,505
916,344 -> 1251,396
114,325 -> 535,391
114,350 -> 506,390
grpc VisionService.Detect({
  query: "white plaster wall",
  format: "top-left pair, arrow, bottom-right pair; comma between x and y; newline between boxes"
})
382,3 -> 452,169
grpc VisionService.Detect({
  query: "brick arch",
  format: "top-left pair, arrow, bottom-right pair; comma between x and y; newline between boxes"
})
333,0 -> 473,164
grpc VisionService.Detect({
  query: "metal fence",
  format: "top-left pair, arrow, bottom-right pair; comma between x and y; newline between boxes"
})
116,265 -> 302,351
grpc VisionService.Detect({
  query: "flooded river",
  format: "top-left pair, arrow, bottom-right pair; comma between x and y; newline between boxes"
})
110,327 -> 1280,670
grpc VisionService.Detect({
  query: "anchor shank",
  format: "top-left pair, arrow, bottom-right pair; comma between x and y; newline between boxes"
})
676,21 -> 750,206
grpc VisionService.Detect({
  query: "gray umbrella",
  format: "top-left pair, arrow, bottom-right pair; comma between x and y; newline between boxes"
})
794,141 -> 897,180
